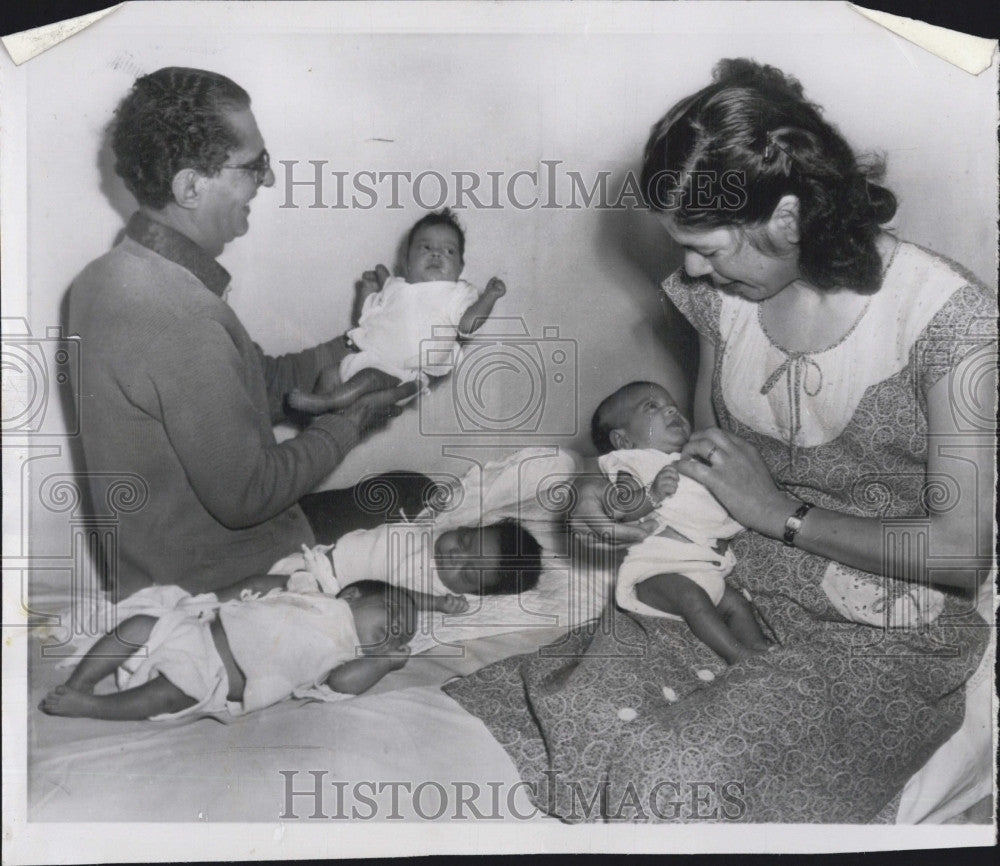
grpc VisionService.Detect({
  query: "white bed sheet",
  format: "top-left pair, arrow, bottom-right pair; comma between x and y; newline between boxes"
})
28,588 -> 993,824
28,623 -> 568,822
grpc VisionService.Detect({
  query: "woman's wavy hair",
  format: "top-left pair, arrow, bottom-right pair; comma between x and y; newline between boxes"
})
640,59 -> 897,292
111,67 -> 251,209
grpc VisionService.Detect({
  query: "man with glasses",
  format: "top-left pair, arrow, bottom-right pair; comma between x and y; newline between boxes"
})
68,67 -> 416,598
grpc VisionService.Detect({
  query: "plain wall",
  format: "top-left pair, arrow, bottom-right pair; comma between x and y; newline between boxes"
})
15,2 -> 998,546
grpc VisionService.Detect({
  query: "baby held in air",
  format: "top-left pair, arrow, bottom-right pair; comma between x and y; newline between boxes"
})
289,208 -> 506,413
593,381 -> 771,664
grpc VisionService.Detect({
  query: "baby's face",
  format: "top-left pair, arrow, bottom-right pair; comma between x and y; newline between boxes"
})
434,525 -> 503,594
350,597 -> 413,654
613,383 -> 691,453
406,224 -> 463,283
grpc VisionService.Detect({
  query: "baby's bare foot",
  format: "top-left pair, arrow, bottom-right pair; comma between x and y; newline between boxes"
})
39,684 -> 102,717
436,594 -> 470,614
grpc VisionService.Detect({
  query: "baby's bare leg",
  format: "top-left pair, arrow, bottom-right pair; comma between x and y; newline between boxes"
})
65,614 -> 157,692
634,573 -> 760,665
40,676 -> 196,720
716,587 -> 770,651
288,368 -> 402,414
326,649 -> 410,696
41,614 -> 198,719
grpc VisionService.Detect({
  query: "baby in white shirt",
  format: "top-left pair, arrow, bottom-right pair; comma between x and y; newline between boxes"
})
39,578 -> 416,722
289,208 -> 506,413
593,381 -> 771,664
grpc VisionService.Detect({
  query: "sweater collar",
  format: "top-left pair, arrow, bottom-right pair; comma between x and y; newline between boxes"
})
125,212 -> 231,297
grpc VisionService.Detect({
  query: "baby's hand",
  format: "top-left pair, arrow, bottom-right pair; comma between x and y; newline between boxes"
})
385,644 -> 411,671
435,593 -> 470,614
360,263 -> 391,293
650,465 -> 679,504
483,277 -> 506,298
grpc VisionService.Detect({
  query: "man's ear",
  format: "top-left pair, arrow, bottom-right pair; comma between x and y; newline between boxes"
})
171,168 -> 204,210
609,429 -> 630,451
337,585 -> 360,601
767,194 -> 800,248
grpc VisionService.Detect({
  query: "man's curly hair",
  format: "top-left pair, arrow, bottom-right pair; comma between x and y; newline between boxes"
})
111,67 -> 251,209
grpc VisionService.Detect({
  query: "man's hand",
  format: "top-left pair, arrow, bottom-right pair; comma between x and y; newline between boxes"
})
337,380 -> 419,437
649,464 -> 679,505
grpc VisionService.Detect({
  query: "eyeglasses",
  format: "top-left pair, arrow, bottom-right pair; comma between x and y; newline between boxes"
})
221,148 -> 270,186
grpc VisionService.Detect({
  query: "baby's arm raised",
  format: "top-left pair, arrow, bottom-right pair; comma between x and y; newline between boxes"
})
353,264 -> 390,325
458,278 -> 506,337
325,647 -> 410,695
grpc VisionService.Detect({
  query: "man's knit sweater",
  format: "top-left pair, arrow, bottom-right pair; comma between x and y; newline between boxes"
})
68,213 -> 358,596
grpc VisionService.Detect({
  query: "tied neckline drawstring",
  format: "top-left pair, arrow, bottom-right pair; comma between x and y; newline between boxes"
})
760,353 -> 824,466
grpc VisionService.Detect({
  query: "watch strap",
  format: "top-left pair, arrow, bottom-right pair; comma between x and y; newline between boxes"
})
782,502 -> 813,547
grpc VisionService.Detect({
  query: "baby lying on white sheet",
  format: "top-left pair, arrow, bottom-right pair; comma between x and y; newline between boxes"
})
593,381 -> 771,664
288,207 -> 506,413
39,577 -> 416,722
277,516 -> 544,615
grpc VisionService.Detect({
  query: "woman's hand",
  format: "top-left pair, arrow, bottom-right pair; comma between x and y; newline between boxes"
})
568,473 -> 658,547
677,428 -> 792,538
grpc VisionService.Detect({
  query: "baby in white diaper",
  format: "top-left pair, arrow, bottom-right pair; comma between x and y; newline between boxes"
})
278,517 -> 544,616
288,208 -> 506,413
592,381 -> 770,664
39,578 -> 416,722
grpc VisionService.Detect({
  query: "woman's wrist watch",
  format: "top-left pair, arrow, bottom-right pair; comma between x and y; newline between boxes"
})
782,502 -> 813,547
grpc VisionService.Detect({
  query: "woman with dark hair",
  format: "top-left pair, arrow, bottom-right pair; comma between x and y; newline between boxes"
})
445,59 -> 994,822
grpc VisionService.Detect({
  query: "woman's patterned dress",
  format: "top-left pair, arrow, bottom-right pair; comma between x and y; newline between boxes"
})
445,240 -> 993,822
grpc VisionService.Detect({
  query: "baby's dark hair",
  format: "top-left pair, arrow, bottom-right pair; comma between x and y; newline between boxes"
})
407,207 -> 465,260
338,579 -> 417,640
485,519 -> 543,596
591,381 -> 666,454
